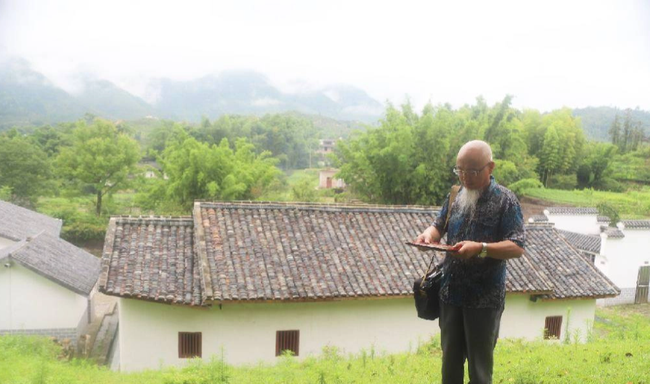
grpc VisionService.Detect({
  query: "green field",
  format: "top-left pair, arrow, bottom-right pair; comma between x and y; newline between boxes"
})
523,187 -> 650,218
1,305 -> 649,384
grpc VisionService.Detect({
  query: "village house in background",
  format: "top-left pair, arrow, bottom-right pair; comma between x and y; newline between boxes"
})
138,160 -> 167,179
543,207 -> 602,235
314,138 -> 339,168
0,201 -> 101,346
531,208 -> 650,306
316,139 -> 336,155
99,201 -> 618,372
318,168 -> 346,189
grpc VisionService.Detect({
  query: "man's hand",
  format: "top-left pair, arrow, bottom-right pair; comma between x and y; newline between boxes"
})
416,226 -> 441,245
453,241 -> 482,260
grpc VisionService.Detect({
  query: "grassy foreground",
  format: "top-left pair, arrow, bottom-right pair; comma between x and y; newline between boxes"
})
1,305 -> 649,384
523,187 -> 650,218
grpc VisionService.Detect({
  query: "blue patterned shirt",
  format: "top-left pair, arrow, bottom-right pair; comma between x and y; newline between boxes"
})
433,176 -> 525,309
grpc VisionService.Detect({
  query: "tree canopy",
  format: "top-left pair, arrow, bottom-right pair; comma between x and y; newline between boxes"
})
56,119 -> 141,214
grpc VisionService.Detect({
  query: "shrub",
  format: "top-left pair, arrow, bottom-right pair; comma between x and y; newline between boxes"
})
593,177 -> 625,192
548,174 -> 577,190
509,178 -> 543,198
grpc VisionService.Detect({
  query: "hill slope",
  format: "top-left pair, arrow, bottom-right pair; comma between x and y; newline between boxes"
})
573,106 -> 650,141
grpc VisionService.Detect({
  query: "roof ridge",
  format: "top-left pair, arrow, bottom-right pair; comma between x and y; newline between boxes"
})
557,229 -> 599,238
112,216 -> 194,225
0,238 -> 29,261
198,201 -> 440,213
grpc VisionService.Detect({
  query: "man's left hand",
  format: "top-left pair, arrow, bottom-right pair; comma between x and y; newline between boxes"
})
453,241 -> 482,260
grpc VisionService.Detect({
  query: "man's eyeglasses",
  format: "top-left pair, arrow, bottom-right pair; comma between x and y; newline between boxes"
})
453,163 -> 490,178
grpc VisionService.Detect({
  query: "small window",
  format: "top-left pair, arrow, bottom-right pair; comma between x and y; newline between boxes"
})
544,316 -> 562,340
178,332 -> 202,358
276,330 -> 299,356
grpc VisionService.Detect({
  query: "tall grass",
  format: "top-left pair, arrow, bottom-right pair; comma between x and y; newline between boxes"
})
1,305 -> 649,384
523,187 -> 650,218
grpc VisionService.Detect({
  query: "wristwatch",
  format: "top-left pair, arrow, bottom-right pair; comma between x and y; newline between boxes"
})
478,242 -> 488,258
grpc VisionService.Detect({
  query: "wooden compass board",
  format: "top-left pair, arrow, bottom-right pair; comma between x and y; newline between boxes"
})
405,241 -> 462,252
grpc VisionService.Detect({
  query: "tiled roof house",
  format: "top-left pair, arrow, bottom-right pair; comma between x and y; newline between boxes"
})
100,202 -> 618,371
539,206 -> 650,306
597,219 -> 650,305
557,229 -> 601,261
0,200 -> 100,343
543,206 -> 602,235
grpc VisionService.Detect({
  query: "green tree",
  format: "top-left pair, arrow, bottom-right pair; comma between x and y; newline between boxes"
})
0,135 -> 52,205
582,142 -> 617,189
608,115 -> 621,146
56,119 -> 141,215
538,126 -> 561,187
291,177 -> 318,202
597,203 -> 620,228
157,129 -> 280,208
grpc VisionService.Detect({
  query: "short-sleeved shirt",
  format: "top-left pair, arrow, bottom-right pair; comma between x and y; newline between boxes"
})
433,176 -> 525,309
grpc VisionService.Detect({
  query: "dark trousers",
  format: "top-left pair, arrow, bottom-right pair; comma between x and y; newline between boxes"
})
439,301 -> 503,384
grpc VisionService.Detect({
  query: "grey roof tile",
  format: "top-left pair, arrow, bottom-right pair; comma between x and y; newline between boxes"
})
6,232 -> 100,296
558,229 -> 601,254
527,225 -> 618,300
529,214 -> 548,222
600,226 -> 625,238
0,200 -> 62,240
546,207 -> 599,215
621,220 -> 650,229
99,202 -> 620,306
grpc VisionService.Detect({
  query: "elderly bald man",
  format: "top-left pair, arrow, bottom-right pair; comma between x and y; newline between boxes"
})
417,140 -> 525,384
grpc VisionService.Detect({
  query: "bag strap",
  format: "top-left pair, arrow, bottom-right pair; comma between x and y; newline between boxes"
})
422,185 -> 461,280
444,185 -> 461,233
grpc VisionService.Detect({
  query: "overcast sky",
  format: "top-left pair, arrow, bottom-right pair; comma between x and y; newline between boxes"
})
1,0 -> 649,112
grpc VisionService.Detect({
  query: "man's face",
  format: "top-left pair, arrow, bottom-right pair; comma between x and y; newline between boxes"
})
455,152 -> 494,191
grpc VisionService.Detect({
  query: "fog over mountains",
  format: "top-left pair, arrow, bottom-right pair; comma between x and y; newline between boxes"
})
2,58 -> 649,142
0,58 -> 384,127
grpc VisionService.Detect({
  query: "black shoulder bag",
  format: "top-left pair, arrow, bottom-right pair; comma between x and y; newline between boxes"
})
413,185 -> 459,320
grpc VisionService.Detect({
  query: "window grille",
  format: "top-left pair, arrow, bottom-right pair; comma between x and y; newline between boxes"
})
178,332 -> 202,358
544,316 -> 562,340
276,330 -> 299,356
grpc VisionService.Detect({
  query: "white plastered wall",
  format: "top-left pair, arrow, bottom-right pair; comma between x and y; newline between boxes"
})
544,213 -> 600,235
500,294 -> 596,343
0,236 -> 16,250
117,293 -> 598,371
118,297 -> 439,371
598,229 -> 650,289
0,263 -> 88,330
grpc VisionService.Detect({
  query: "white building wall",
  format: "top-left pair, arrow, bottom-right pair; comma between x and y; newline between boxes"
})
118,294 -> 597,371
544,214 -> 600,235
500,295 -> 596,342
0,263 -> 88,331
318,170 -> 346,189
0,236 -> 16,250
600,230 -> 650,289
118,297 -> 439,371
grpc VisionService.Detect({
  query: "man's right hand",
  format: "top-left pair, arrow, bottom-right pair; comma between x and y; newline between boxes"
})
416,225 -> 441,245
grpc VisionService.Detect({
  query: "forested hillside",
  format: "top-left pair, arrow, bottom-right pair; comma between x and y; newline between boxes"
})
573,106 -> 650,141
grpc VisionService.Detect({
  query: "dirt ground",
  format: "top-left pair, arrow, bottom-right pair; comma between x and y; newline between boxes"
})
519,196 -> 570,222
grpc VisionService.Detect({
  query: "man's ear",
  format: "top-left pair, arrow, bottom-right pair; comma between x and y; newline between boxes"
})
487,161 -> 496,173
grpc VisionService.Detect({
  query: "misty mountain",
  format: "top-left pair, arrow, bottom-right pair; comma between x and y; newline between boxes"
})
573,106 -> 650,142
76,78 -> 153,120
150,71 -> 384,123
0,58 -> 86,127
4,58 -> 648,140
0,59 -> 383,128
